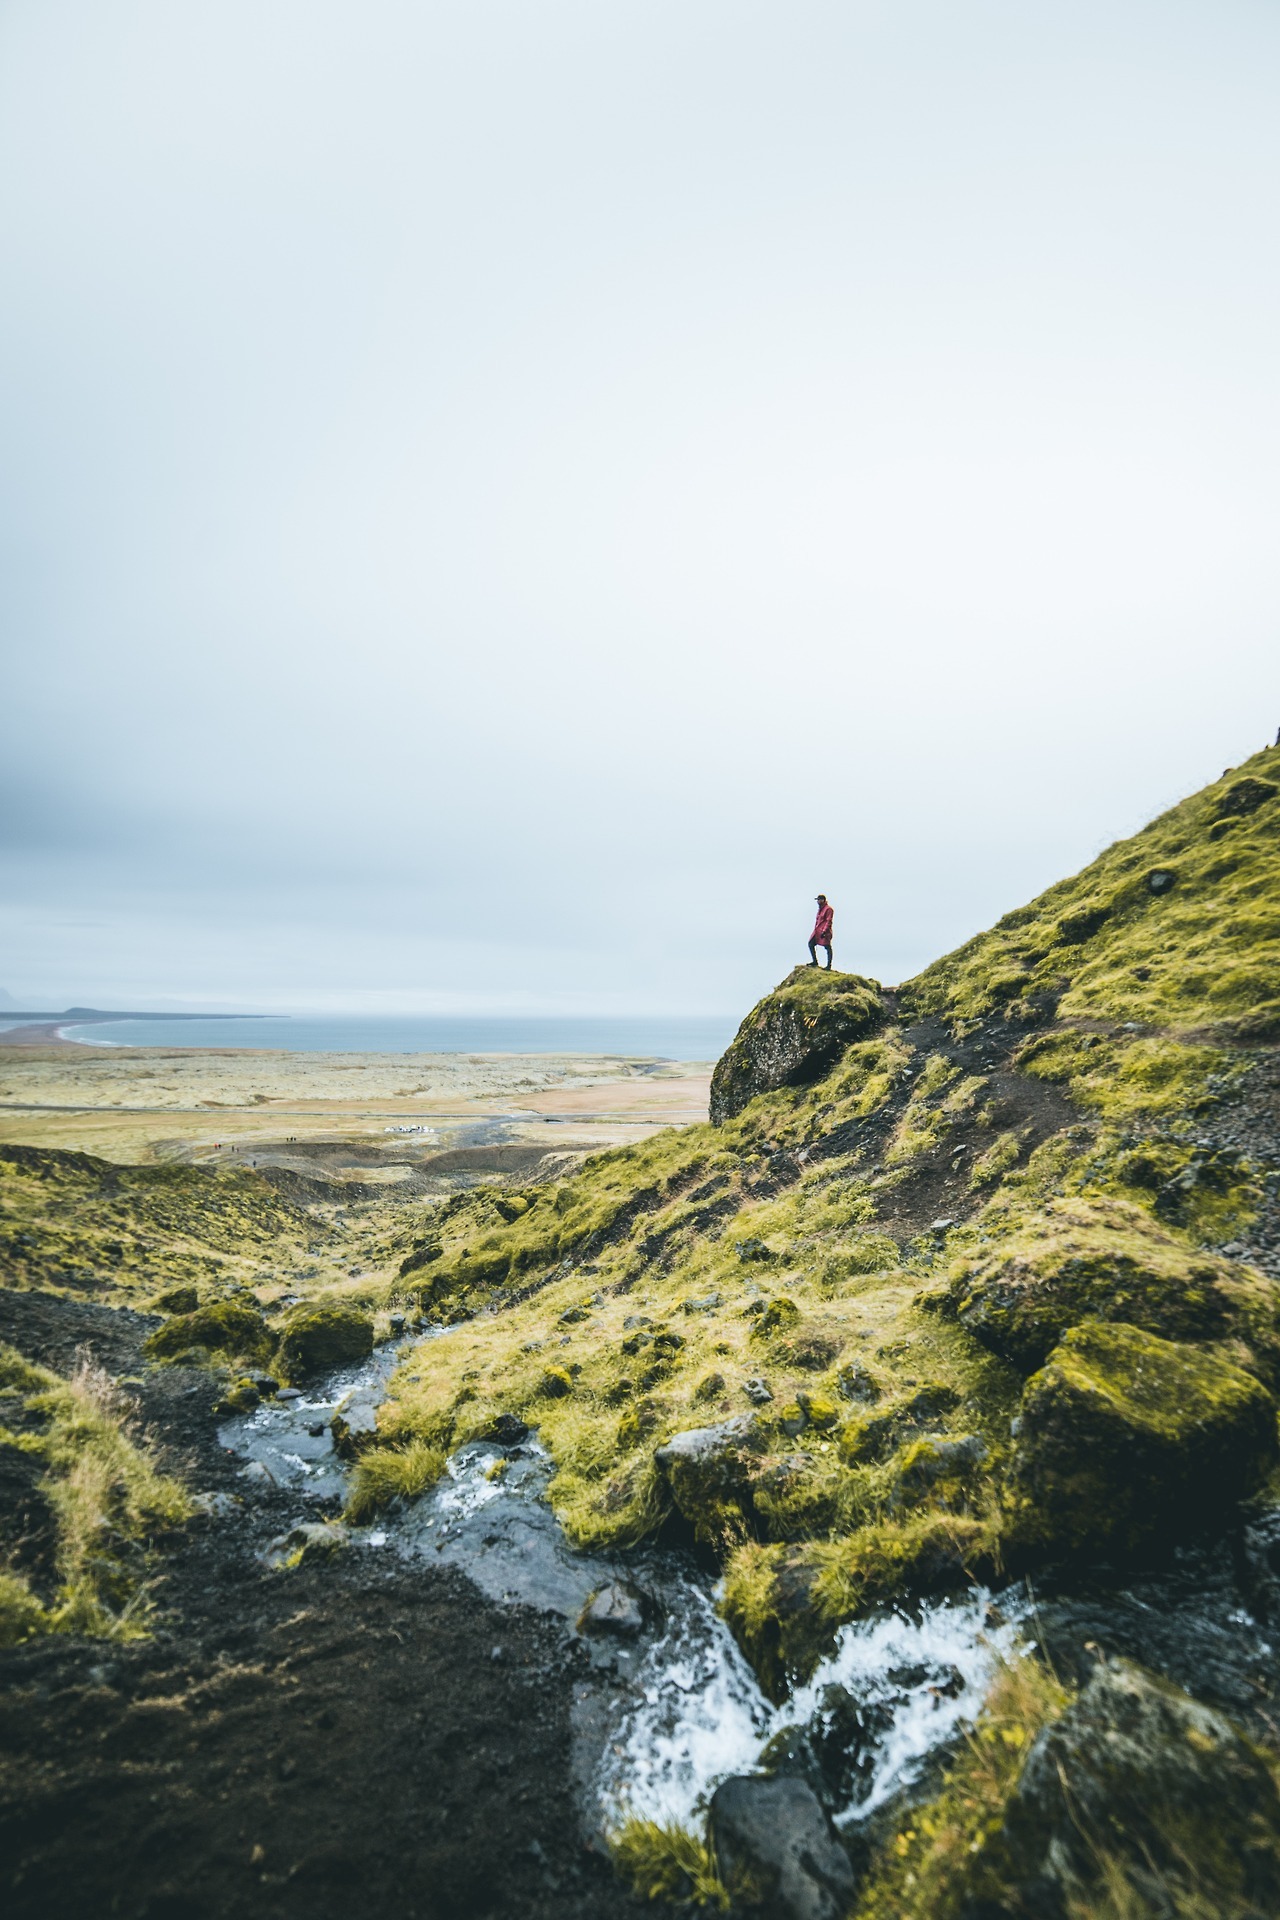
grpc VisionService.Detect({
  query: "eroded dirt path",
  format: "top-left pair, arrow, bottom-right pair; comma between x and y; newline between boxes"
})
0,1292 -> 645,1920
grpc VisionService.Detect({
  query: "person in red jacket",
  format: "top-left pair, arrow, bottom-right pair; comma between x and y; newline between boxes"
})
808,895 -> 834,969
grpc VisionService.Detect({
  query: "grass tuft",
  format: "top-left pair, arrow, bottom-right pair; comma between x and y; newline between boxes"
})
610,1818 -> 729,1910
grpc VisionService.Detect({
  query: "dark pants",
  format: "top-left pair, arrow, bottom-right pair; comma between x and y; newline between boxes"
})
808,941 -> 832,969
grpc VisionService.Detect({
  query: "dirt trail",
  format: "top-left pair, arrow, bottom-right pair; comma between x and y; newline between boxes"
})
0,1293 -> 644,1920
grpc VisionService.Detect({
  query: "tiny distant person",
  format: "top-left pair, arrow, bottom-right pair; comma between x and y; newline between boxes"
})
808,894 -> 834,969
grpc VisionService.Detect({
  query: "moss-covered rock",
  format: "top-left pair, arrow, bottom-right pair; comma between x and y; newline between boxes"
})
274,1300 -> 374,1380
144,1300 -> 274,1365
654,1415 -> 760,1547
710,967 -> 887,1123
888,1434 -> 987,1512
936,1197 -> 1279,1376
838,1382 -> 960,1464
1007,1320 -> 1278,1560
214,1376 -> 262,1414
994,1657 -> 1280,1918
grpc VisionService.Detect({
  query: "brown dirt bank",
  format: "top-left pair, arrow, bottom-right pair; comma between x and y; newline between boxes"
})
0,1291 -> 644,1920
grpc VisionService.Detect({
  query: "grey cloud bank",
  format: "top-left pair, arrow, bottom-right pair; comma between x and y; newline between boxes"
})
2,0 -> 1278,1016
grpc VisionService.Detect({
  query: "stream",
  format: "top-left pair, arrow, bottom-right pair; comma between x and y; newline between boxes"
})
218,1332 -> 1280,1845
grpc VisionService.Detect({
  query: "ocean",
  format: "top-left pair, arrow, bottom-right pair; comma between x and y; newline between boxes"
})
56,1014 -> 737,1060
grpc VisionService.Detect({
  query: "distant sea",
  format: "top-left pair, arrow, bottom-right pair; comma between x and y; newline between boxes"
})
54,1014 -> 737,1060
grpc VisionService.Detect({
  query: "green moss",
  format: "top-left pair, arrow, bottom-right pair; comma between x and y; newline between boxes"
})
144,1299 -> 275,1366
610,1818 -> 729,1910
935,1195 -> 1280,1378
903,744 -> 1280,1038
970,1131 -> 1023,1189
276,1300 -> 374,1379
343,1439 -> 447,1523
1017,1029 -> 1244,1128
1007,1320 -> 1278,1559
0,1343 -> 190,1643
721,1513 -> 998,1699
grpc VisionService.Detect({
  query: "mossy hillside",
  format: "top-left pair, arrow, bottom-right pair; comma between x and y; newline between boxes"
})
0,1141 -> 332,1306
376,1231 -> 1016,1553
368,757 -> 1280,1619
904,743 -> 1280,1038
275,1299 -> 375,1378
0,1343 -> 191,1646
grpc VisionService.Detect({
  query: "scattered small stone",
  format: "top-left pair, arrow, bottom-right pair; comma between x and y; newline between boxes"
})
578,1582 -> 644,1636
276,1387 -> 302,1403
265,1521 -> 349,1568
835,1362 -> 880,1405
191,1490 -> 239,1519
735,1237 -> 772,1262
480,1412 -> 530,1447
743,1376 -> 774,1405
491,1645 -> 504,1661
305,1421 -> 327,1438
388,1312 -> 406,1335
929,1218 -> 957,1235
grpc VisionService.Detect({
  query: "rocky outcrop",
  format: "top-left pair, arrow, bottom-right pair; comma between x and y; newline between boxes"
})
143,1299 -> 274,1366
654,1415 -> 759,1544
709,1773 -> 854,1920
997,1657 -> 1280,1917
1007,1319 -> 1277,1558
934,1196 -> 1279,1375
709,968 -> 887,1124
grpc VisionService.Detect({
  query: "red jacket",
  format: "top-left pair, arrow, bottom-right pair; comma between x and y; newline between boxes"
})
811,903 -> 833,942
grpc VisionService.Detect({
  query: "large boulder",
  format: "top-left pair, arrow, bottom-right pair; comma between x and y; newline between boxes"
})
710,969 -> 886,1124
997,1657 -> 1280,1917
144,1299 -> 274,1366
654,1415 -> 759,1545
709,1774 -> 855,1920
275,1300 -> 375,1380
1007,1319 -> 1277,1559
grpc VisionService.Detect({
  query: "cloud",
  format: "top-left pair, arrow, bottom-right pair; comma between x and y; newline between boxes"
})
1,0 -> 1278,1012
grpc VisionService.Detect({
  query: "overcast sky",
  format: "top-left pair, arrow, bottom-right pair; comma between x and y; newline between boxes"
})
2,0 -> 1278,1017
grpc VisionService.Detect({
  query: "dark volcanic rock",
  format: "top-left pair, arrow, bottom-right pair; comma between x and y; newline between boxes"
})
997,1657 -> 1280,1917
709,1773 -> 855,1920
710,969 -> 886,1124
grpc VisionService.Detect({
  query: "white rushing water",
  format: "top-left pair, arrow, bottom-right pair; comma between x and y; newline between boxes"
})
598,1583 -> 1027,1831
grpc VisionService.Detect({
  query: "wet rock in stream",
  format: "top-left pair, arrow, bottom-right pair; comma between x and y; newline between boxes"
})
709,1774 -> 855,1920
